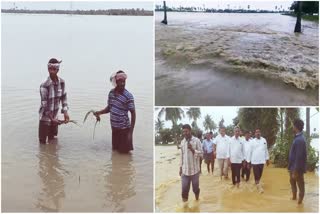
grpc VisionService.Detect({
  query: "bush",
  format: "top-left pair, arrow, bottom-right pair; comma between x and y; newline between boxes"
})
271,136 -> 319,171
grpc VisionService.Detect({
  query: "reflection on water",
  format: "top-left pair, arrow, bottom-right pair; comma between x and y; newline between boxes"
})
156,146 -> 319,212
36,143 -> 66,212
103,152 -> 136,212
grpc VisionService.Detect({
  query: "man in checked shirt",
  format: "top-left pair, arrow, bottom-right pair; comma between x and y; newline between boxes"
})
38,58 -> 69,144
179,124 -> 203,203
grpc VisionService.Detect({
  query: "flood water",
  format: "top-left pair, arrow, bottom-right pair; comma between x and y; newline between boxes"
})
2,13 -> 153,212
155,12 -> 319,106
155,145 -> 319,212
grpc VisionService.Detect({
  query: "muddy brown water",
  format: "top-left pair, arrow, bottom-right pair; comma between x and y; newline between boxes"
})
155,12 -> 319,106
155,145 -> 319,213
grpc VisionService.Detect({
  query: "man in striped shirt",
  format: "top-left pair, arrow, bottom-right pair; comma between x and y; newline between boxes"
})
94,70 -> 136,153
39,58 -> 69,144
179,124 -> 203,202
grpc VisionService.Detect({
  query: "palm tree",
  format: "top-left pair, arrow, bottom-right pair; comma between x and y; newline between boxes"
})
161,1 -> 167,25
203,114 -> 217,132
155,118 -> 164,133
158,107 -> 184,126
186,108 -> 201,127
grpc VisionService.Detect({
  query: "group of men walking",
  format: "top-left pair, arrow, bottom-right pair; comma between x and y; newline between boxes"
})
179,120 -> 307,205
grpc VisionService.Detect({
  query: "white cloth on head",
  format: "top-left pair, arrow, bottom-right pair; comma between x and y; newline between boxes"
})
110,72 -> 127,87
47,63 -> 60,69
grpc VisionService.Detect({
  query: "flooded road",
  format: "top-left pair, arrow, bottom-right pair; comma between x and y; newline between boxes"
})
155,12 -> 319,106
155,145 -> 319,212
2,13 -> 153,212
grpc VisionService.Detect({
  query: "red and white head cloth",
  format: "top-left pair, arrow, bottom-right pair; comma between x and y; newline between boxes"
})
48,60 -> 62,69
110,72 -> 127,87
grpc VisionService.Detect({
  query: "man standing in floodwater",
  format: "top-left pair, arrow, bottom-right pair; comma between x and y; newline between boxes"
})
213,127 -> 231,180
228,127 -> 244,187
202,132 -> 215,174
39,58 -> 69,144
94,70 -> 136,154
250,128 -> 269,193
179,124 -> 203,203
242,130 -> 253,182
288,119 -> 307,204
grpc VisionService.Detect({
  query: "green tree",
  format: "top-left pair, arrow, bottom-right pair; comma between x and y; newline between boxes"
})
171,123 -> 184,145
238,108 -> 279,147
158,107 -> 184,126
186,108 -> 201,129
203,114 -> 217,132
155,118 -> 164,133
158,128 -> 173,144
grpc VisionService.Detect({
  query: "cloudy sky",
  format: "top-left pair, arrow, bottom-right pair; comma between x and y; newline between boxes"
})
155,107 -> 319,134
156,1 -> 293,11
1,1 -> 154,10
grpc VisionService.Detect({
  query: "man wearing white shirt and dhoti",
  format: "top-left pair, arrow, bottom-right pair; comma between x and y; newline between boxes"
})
227,127 -> 244,187
213,126 -> 231,180
242,130 -> 253,182
249,128 -> 270,193
179,124 -> 203,202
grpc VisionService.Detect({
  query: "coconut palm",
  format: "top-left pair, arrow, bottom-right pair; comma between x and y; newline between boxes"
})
158,107 -> 184,126
186,108 -> 201,128
155,118 -> 164,133
203,114 -> 217,132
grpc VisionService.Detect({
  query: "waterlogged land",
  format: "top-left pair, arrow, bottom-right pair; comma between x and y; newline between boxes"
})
155,145 -> 319,212
2,13 -> 153,212
2,9 -> 153,16
155,12 -> 319,106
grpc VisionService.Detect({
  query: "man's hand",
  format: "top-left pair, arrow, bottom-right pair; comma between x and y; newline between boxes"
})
51,118 -> 60,125
64,112 -> 70,123
247,162 -> 251,169
266,160 -> 270,166
179,167 -> 182,176
228,158 -> 231,166
187,143 -> 195,154
243,161 -> 247,168
93,111 -> 101,122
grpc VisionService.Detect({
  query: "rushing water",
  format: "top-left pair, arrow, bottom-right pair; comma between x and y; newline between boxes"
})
2,13 -> 153,212
155,145 -> 319,212
155,12 -> 319,106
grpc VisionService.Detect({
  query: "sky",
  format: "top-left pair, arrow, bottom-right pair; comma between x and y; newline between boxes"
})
156,1 -> 293,11
155,107 -> 319,134
1,1 -> 154,10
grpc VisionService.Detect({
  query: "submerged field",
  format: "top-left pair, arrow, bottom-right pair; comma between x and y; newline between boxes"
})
155,12 -> 319,106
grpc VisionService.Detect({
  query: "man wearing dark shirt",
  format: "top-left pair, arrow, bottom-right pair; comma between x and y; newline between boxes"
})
288,119 -> 307,204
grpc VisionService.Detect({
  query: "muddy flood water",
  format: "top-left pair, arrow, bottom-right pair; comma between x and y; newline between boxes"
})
155,12 -> 319,106
2,13 -> 153,212
155,145 -> 319,212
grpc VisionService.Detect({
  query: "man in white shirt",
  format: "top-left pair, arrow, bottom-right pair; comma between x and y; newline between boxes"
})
213,127 -> 230,180
250,128 -> 270,193
179,124 -> 203,202
202,132 -> 215,174
228,127 -> 244,187
242,130 -> 252,181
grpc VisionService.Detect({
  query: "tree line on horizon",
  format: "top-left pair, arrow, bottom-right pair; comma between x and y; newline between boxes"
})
155,107 -> 319,171
1,8 -> 153,16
